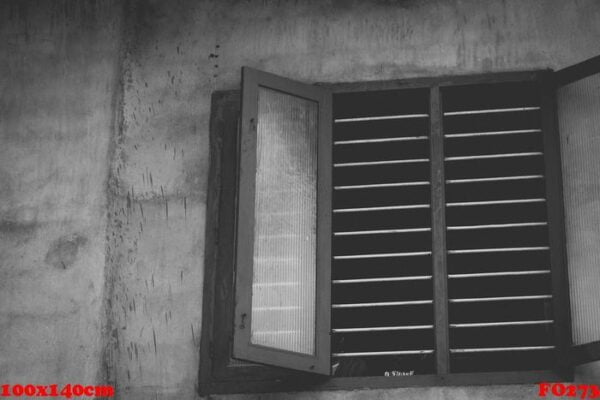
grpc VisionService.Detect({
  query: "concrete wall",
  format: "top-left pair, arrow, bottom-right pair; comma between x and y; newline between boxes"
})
1,0 -> 599,399
0,0 -> 123,387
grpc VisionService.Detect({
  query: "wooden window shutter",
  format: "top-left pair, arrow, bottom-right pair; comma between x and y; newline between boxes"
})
442,80 -> 559,372
329,88 -> 437,376
553,55 -> 600,366
233,67 -> 332,375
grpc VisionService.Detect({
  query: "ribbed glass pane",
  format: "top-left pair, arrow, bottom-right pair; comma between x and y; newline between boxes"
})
250,86 -> 318,355
557,72 -> 600,345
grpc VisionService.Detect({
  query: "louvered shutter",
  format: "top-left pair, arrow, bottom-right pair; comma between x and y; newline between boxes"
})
232,64 -> 592,377
441,81 -> 561,372
330,88 -> 436,376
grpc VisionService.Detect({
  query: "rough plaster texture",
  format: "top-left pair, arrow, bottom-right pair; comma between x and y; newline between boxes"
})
0,0 -> 123,386
1,0 -> 600,399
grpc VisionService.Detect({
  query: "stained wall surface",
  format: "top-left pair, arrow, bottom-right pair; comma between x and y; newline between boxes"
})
1,1 -> 599,399
0,0 -> 123,387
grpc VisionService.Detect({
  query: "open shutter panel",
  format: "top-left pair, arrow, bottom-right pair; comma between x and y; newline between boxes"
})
233,67 -> 332,375
554,55 -> 600,366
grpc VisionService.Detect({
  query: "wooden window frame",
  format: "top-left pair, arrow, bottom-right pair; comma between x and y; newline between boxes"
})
199,70 -> 575,395
554,55 -> 600,366
233,67 -> 332,375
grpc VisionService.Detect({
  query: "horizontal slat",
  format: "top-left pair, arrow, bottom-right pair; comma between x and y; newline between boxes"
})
450,320 -> 554,328
447,246 -> 550,255
445,152 -> 543,161
334,158 -> 429,167
445,128 -> 542,138
334,204 -> 430,213
446,198 -> 546,207
443,106 -> 540,116
334,251 -> 432,260
450,345 -> 554,353
449,295 -> 552,303
335,114 -> 429,123
446,175 -> 544,184
335,181 -> 430,190
334,227 -> 431,236
333,275 -> 432,284
333,350 -> 434,357
447,222 -> 547,230
332,300 -> 433,308
332,325 -> 434,333
334,136 -> 428,145
448,270 -> 550,279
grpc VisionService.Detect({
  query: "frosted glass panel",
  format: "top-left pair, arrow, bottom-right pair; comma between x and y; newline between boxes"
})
250,87 -> 318,355
557,72 -> 600,345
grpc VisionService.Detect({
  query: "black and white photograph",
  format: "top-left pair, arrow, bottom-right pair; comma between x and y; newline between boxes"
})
1,1 -> 599,399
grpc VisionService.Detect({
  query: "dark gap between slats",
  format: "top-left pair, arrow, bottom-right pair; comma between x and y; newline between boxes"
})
334,140 -> 430,164
334,88 -> 429,119
449,299 -> 554,324
334,185 -> 430,209
445,132 -> 543,157
443,110 -> 541,134
445,179 -> 546,202
450,325 -> 554,348
334,118 -> 429,141
332,256 -> 432,280
334,163 -> 430,186
333,280 -> 433,304
334,208 -> 431,231
446,225 -> 549,249
447,251 -> 551,275
444,156 -> 546,180
332,331 -> 435,353
446,202 -> 548,225
442,81 -> 541,112
334,231 -> 432,255
448,274 -> 552,298
450,350 -> 555,373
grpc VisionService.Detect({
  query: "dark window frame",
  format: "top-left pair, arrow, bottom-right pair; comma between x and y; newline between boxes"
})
233,68 -> 332,374
199,70 -> 579,395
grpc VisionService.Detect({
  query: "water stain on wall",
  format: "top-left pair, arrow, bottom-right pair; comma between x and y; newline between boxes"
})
45,233 -> 88,270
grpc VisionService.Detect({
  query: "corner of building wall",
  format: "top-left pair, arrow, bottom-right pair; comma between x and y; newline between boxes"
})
98,0 -> 136,393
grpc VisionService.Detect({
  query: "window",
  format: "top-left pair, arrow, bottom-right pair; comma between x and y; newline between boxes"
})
199,56 -> 600,395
